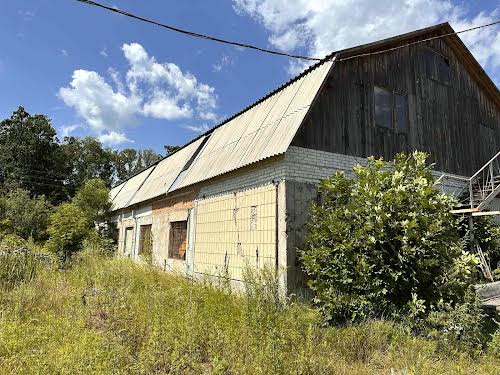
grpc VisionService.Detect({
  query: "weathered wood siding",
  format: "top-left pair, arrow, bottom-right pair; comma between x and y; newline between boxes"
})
293,36 -> 500,176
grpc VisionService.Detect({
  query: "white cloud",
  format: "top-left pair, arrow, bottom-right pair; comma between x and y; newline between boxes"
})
212,54 -> 233,72
59,69 -> 141,132
98,131 -> 134,145
142,90 -> 193,120
60,124 -> 80,138
18,10 -> 35,21
182,124 -> 211,133
100,47 -> 108,58
61,49 -> 69,57
59,42 -> 218,141
233,0 -> 500,80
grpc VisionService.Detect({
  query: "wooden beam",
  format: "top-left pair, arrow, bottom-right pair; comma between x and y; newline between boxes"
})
451,208 -> 480,214
472,211 -> 500,217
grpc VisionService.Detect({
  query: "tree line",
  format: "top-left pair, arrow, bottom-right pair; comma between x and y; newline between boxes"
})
0,106 -> 170,204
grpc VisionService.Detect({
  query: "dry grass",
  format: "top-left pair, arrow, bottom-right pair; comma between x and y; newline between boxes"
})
0,252 -> 499,374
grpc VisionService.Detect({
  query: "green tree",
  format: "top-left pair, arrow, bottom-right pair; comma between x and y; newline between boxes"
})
45,179 -> 111,264
0,189 -> 52,241
61,136 -> 115,193
300,152 -> 466,323
45,202 -> 89,264
113,148 -> 162,182
0,107 -> 66,202
72,178 -> 111,223
164,145 -> 181,155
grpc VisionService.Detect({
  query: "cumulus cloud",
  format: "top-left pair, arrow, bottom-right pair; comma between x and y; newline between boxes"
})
98,131 -> 134,146
59,42 -> 218,144
59,69 -> 141,132
60,124 -> 80,138
233,0 -> 500,80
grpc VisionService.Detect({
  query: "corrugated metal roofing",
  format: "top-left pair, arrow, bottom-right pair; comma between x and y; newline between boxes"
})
107,58 -> 333,212
173,59 -> 333,190
110,166 -> 154,211
128,137 -> 206,205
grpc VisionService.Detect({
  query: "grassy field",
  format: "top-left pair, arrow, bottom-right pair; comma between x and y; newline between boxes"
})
0,252 -> 499,374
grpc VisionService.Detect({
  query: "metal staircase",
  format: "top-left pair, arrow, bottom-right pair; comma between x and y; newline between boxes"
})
435,150 -> 500,215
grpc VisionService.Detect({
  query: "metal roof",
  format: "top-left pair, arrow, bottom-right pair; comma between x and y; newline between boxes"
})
128,136 -> 206,205
107,58 -> 333,212
110,166 -> 154,211
172,59 -> 334,190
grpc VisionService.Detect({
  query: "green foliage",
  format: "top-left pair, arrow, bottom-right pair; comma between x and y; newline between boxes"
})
113,148 -> 162,182
488,328 -> 500,357
0,188 -> 52,241
45,178 -> 112,265
424,289 -> 491,356
300,152 -> 466,323
458,215 -> 500,279
45,202 -> 89,264
72,178 -> 111,223
61,136 -> 115,193
0,236 -> 53,290
0,253 -> 499,374
0,107 -> 67,202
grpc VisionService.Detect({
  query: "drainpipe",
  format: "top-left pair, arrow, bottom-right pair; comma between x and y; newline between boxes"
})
273,180 -> 280,272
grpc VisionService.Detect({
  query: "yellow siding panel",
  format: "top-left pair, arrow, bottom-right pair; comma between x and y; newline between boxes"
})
194,184 -> 277,281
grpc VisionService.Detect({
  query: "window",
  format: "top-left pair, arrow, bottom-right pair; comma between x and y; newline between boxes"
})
374,86 -> 392,129
124,227 -> 134,255
169,221 -> 187,260
423,48 -> 451,84
374,86 -> 408,132
138,224 -> 152,256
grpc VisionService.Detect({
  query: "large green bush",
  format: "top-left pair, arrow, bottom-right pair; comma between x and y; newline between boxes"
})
45,202 -> 89,264
0,189 -> 52,241
45,179 -> 112,265
300,152 -> 468,323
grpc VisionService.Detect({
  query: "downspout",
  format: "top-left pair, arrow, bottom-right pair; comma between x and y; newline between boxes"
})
273,180 -> 280,272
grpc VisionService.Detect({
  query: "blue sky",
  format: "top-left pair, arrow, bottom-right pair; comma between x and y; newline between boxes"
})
0,0 -> 498,153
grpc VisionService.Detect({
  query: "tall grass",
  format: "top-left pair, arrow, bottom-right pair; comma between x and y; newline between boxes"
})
0,251 -> 499,374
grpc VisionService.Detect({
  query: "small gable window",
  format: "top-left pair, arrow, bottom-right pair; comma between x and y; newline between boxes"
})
374,86 -> 408,132
423,47 -> 451,84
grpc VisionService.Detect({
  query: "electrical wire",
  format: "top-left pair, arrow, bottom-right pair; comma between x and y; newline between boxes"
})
75,0 -> 499,63
336,20 -> 500,63
75,0 -> 320,61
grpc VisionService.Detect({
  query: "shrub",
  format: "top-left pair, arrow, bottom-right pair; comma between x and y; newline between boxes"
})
300,152 -> 466,323
45,202 -> 89,265
0,188 -> 52,241
425,288 -> 491,356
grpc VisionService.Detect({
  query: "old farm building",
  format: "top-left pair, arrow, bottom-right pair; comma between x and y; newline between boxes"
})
108,23 -> 500,293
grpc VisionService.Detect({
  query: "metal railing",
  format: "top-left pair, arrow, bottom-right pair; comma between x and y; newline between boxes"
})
435,150 -> 500,211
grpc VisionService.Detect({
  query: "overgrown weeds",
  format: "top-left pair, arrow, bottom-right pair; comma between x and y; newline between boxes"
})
1,251 -> 500,374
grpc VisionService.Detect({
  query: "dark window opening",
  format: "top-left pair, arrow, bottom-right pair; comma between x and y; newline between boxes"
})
139,224 -> 153,256
374,86 -> 408,132
423,48 -> 451,84
374,86 -> 392,129
169,221 -> 187,260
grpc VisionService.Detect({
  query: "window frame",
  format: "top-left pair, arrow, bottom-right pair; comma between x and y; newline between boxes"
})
373,85 -> 408,133
168,220 -> 188,261
124,226 -> 134,255
423,46 -> 451,85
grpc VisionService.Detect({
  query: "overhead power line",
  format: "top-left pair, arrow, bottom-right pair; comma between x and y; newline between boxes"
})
75,0 -> 320,61
337,20 -> 500,63
76,0 -> 499,63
